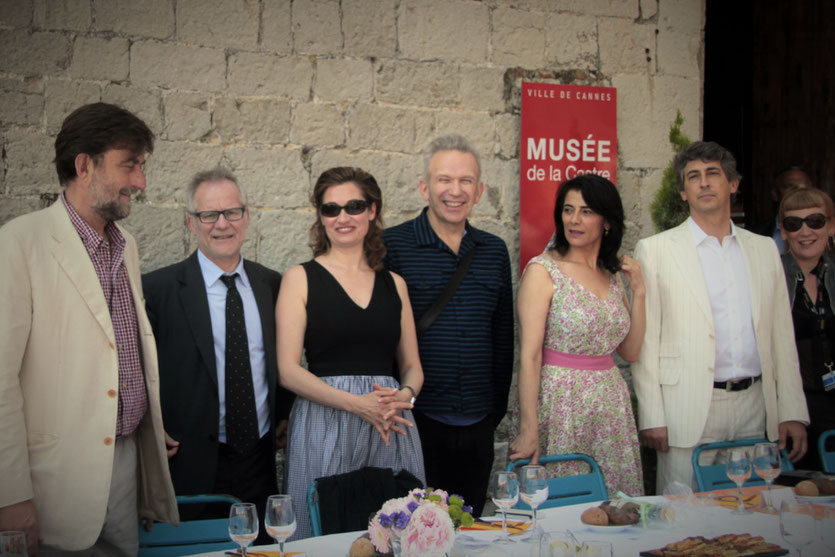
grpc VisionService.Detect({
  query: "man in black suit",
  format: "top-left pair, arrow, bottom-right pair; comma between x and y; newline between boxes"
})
143,168 -> 289,540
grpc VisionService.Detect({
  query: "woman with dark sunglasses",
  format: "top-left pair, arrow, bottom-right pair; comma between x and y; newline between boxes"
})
780,185 -> 835,471
275,167 -> 425,539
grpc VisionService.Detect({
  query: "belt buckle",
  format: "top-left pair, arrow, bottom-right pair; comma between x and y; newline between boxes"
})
725,380 -> 734,392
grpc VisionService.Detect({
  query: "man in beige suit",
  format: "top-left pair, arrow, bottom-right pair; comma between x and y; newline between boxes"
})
0,103 -> 178,555
633,141 -> 808,492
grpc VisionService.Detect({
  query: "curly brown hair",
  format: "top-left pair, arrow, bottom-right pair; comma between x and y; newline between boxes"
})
309,167 -> 386,270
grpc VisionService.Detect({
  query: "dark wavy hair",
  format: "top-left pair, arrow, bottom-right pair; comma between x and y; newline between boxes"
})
550,174 -> 624,274
54,103 -> 154,187
309,167 -> 386,271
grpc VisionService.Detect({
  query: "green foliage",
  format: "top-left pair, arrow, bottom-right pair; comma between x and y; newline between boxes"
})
649,110 -> 692,232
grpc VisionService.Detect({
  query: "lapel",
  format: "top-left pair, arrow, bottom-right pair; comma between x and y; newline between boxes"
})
667,221 -> 714,325
736,229 -> 762,328
47,201 -> 115,341
179,252 -> 218,388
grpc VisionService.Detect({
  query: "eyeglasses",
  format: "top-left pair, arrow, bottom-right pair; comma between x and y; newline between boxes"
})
782,213 -> 827,232
191,207 -> 246,224
319,199 -> 369,218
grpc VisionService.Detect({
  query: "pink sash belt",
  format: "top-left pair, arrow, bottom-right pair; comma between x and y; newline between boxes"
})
542,348 -> 615,370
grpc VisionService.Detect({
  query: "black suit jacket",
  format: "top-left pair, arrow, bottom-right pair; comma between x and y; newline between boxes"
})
142,251 -> 290,496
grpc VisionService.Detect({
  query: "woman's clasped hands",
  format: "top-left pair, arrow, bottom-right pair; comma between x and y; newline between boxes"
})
353,383 -> 416,445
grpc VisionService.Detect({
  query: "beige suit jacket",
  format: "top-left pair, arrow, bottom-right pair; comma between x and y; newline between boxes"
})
0,201 -> 178,550
633,220 -> 808,448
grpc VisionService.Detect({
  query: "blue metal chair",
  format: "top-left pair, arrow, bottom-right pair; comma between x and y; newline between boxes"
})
506,453 -> 608,509
307,481 -> 324,537
138,494 -> 241,556
691,438 -> 794,492
819,430 -> 835,473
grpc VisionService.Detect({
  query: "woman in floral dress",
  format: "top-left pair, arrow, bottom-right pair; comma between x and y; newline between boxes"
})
510,174 -> 645,496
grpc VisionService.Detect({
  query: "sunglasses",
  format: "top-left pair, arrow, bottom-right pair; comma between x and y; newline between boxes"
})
782,213 -> 827,232
319,199 -> 369,218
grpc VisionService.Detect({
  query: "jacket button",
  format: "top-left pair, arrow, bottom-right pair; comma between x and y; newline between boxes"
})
109,342 -> 115,350
104,436 -> 113,446
107,389 -> 117,398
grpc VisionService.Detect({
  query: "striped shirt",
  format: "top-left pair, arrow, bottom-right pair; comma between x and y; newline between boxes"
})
62,193 -> 147,436
383,208 -> 514,425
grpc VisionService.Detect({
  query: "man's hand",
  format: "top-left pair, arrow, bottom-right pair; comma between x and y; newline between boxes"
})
0,500 -> 39,556
640,426 -> 669,452
778,420 -> 808,462
164,431 -> 179,459
274,420 -> 289,449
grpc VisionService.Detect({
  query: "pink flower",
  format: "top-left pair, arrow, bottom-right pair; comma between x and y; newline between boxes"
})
368,516 -> 391,553
401,503 -> 455,557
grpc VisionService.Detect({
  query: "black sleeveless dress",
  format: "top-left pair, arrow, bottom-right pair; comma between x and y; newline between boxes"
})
286,260 -> 426,539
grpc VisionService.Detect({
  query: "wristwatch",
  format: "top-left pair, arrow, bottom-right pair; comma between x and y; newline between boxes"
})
400,385 -> 417,404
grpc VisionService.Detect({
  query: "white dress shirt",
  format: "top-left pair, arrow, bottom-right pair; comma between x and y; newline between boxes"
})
198,250 -> 270,443
688,217 -> 762,381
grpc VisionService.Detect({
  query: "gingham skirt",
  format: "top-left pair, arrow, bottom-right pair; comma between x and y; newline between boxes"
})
285,375 -> 426,540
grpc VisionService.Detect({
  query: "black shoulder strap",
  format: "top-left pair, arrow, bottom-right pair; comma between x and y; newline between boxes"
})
415,247 -> 476,335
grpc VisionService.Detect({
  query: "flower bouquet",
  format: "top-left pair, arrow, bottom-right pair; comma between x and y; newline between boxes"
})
367,488 -> 474,557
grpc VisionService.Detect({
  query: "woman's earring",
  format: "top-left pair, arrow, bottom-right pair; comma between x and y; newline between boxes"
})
604,227 -> 610,237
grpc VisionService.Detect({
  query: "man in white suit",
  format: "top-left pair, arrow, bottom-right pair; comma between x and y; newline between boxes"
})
633,141 -> 809,492
0,103 -> 178,555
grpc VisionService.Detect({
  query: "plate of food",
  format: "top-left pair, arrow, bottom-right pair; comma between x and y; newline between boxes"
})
794,478 -> 835,500
580,500 -> 640,531
640,533 -> 788,556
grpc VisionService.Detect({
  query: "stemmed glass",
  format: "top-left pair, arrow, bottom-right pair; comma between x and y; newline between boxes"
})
0,531 -> 28,557
753,442 -> 781,512
581,541 -> 614,557
491,470 -> 520,544
265,495 -> 297,557
725,448 -> 752,514
229,502 -> 259,556
780,501 -> 816,556
520,465 -> 549,544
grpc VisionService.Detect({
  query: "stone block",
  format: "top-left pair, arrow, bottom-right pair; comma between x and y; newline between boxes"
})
656,27 -> 701,78
290,103 -> 344,147
262,0 -> 292,54
122,204 -> 189,273
616,110 -> 675,169
491,7 -> 545,68
484,157 -> 519,221
228,53 -> 313,99
34,0 -> 90,31
143,141 -> 224,204
611,73 -> 652,124
102,85 -> 163,135
44,79 -> 101,134
314,58 -> 373,102
343,0 -> 396,57
554,0 -> 636,18
495,113 -> 519,159
640,0 -> 659,20
432,112 -> 495,158
0,79 -> 44,126
460,66 -> 506,112
544,13 -> 598,68
69,37 -> 130,82
398,0 -> 488,63
377,61 -> 460,108
413,112 -> 436,153
0,196 -> 42,226
224,144 -> 308,209
4,127 -> 59,195
659,0 -> 703,37
599,19 -> 656,74
292,0 -> 341,55
0,0 -> 33,27
162,92 -> 212,141
650,75 -> 701,132
258,209 -> 314,272
214,97 -> 291,144
92,0 -> 174,39
176,0 -> 259,50
0,29 -> 69,76
131,41 -> 225,92
346,104 -> 416,153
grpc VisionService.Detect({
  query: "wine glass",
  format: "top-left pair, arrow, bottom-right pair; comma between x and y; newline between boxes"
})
753,442 -> 781,512
265,495 -> 296,557
580,540 -> 613,557
820,507 -> 835,554
520,465 -> 549,544
725,448 -> 752,514
229,502 -> 259,556
0,531 -> 28,557
780,501 -> 816,556
491,470 -> 519,544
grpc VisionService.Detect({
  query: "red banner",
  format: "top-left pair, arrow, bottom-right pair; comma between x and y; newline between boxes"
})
519,82 -> 617,272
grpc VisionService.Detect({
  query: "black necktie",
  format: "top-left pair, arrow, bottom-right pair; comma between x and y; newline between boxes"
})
220,273 -> 259,453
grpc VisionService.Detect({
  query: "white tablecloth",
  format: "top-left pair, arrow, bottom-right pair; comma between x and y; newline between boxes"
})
193,494 -> 833,556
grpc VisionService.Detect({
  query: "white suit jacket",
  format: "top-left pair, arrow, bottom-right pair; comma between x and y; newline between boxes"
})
632,220 -> 808,448
0,200 -> 178,550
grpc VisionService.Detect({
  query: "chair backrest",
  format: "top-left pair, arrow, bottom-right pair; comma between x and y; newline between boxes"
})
308,481 -> 324,537
138,494 -> 241,556
506,453 -> 608,509
691,438 -> 795,492
820,430 -> 835,473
